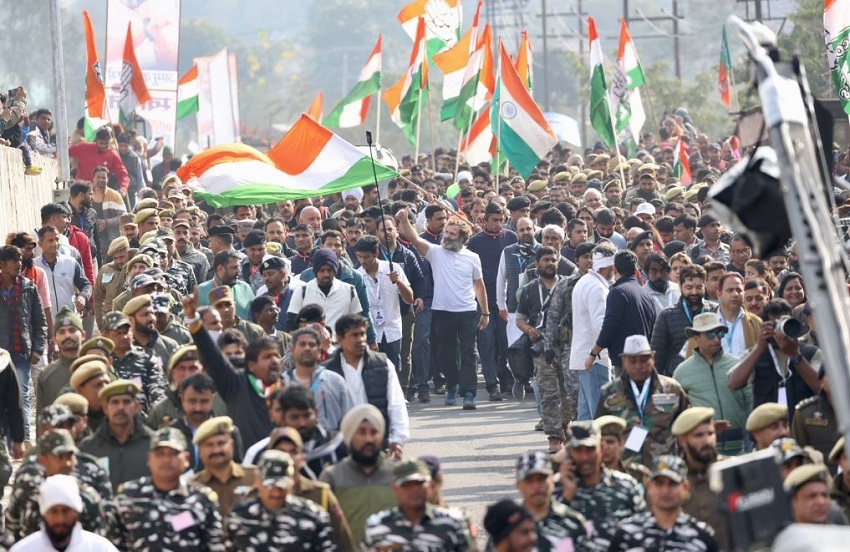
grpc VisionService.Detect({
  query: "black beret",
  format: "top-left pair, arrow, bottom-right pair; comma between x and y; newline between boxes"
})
208,225 -> 235,237
507,196 -> 532,211
243,229 -> 266,248
260,256 -> 286,272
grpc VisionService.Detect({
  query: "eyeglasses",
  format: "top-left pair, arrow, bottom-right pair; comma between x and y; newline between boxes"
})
704,330 -> 728,339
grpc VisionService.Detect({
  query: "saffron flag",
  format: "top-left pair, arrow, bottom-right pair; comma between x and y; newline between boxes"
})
491,39 -> 557,178
433,1 -> 481,122
325,36 -> 382,129
674,139 -> 692,186
611,19 -> 646,143
176,116 -> 397,207
588,17 -> 616,149
176,65 -> 199,120
118,24 -> 151,124
718,24 -> 733,110
398,0 -> 462,59
383,17 -> 428,147
825,0 -> 850,118
515,30 -> 533,93
306,92 -> 323,122
83,10 -> 107,120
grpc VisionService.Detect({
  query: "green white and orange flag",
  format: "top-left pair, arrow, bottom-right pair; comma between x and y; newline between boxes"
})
306,92 -> 323,122
176,116 -> 397,207
491,39 -> 557,178
612,19 -> 645,144
398,0 -> 462,59
674,139 -> 692,186
383,17 -> 428,147
118,23 -> 151,125
588,17 -> 616,149
452,23 -> 495,132
515,30 -> 533,93
433,1 -> 481,122
460,103 -> 495,165
325,36 -> 382,129
718,24 -> 733,110
176,65 -> 199,120
825,0 -> 850,119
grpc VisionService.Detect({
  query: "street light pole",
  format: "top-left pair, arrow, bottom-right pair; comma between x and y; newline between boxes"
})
49,0 -> 70,180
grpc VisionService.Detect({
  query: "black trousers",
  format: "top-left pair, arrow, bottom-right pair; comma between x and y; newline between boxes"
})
431,310 -> 478,395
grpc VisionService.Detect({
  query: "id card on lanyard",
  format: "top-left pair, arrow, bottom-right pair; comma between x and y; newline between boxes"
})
625,380 -> 651,452
768,344 -> 789,406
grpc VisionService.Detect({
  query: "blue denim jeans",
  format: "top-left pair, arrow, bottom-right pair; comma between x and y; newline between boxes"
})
578,362 -> 611,420
11,353 -> 31,441
476,312 -> 507,389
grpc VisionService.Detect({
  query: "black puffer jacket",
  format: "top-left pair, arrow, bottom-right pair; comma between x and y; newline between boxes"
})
0,276 -> 47,359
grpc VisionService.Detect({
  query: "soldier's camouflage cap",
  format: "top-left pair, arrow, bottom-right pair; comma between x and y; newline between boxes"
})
566,421 -> 601,448
649,455 -> 687,483
102,311 -> 131,331
258,450 -> 295,489
150,292 -> 171,314
771,437 -> 805,464
393,460 -> 431,485
38,404 -> 75,428
151,426 -> 188,452
515,451 -> 553,481
38,429 -> 78,456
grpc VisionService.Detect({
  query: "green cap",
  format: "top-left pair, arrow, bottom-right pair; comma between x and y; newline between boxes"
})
392,460 -> 431,485
53,306 -> 83,333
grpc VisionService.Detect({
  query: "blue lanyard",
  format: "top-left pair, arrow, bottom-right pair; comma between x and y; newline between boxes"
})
723,314 -> 741,351
630,379 -> 652,425
681,301 -> 699,324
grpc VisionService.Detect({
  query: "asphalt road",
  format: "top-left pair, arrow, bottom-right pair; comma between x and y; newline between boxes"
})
404,384 -> 544,547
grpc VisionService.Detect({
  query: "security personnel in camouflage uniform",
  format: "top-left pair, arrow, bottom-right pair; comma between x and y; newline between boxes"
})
35,307 -> 85,414
364,459 -> 475,551
624,164 -> 664,204
514,451 -> 591,552
792,368 -> 840,474
101,310 -> 167,413
6,429 -> 104,540
94,236 -> 132,328
224,450 -> 336,551
543,242 -> 595,425
105,426 -> 226,551
595,415 -> 651,485
123,294 -> 180,372
609,455 -> 719,552
596,335 -> 689,467
671,407 -> 729,550
152,292 -> 192,345
555,421 -> 645,550
157,227 -> 198,297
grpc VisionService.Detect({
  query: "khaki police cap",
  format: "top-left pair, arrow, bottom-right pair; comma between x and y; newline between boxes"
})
123,294 -> 152,317
138,230 -> 159,246
594,415 -> 627,436
107,236 -> 130,257
172,219 -> 191,229
134,208 -> 158,225
594,153 -> 611,164
586,169 -> 604,180
269,426 -> 304,451
829,437 -> 846,463
603,180 -> 622,192
119,213 -> 137,227
572,173 -> 587,184
527,180 -> 548,192
638,163 -> 657,177
135,198 -> 159,213
53,393 -> 89,416
69,359 -> 110,391
671,407 -> 715,436
552,171 -> 571,183
168,345 -> 199,374
746,403 -> 788,432
192,416 -> 235,445
783,463 -> 829,494
70,354 -> 110,374
665,186 -> 686,203
98,379 -> 141,401
79,337 -> 114,357
159,208 -> 175,219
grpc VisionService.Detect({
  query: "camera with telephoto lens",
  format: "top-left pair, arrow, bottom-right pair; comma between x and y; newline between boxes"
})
774,316 -> 804,339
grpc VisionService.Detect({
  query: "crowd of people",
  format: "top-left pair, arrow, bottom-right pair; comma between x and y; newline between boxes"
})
2,85 -> 850,551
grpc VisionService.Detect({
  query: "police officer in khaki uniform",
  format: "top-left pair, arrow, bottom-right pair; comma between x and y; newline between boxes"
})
189,416 -> 256,517
80,336 -> 115,358
784,464 -> 833,524
36,308 -> 85,414
792,367 -> 840,474
594,414 -> 650,484
94,236 -> 131,327
69,356 -> 113,431
671,407 -> 728,550
746,402 -> 790,450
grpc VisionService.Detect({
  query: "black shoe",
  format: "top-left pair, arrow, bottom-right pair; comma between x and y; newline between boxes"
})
434,384 -> 447,395
418,389 -> 431,403
405,387 -> 417,402
488,388 -> 503,401
512,380 -> 526,400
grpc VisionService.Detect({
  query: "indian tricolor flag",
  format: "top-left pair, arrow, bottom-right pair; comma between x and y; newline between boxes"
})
612,19 -> 646,143
325,36 -> 382,129
515,30 -> 533,93
452,23 -> 495,132
433,1 -> 481,123
588,17 -> 616,149
491,39 -> 557,178
177,115 -> 397,207
460,103 -> 495,165
177,65 -> 199,120
118,23 -> 151,125
398,0 -> 462,59
384,17 -> 428,147
825,0 -> 850,119
674,139 -> 693,186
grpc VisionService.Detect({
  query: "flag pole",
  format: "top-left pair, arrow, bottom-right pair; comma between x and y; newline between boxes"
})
414,87 -> 424,160
606,98 -> 627,186
729,65 -> 740,114
641,85 -> 659,139
375,90 -> 382,144
427,87 -> 436,171
454,130 -> 463,177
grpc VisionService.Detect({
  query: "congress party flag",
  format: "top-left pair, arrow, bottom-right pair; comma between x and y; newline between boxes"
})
325,36 -> 382,129
176,65 -> 199,120
398,0 -> 462,59
118,23 -> 151,124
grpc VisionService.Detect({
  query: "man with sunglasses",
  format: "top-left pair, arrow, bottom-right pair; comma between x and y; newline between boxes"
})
673,313 -> 751,456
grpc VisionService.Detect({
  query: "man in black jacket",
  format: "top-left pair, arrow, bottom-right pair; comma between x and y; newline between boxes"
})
182,290 -> 279,447
0,348 -> 24,501
586,250 -> 657,374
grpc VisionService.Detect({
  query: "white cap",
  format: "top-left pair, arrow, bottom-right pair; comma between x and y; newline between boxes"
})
634,203 -> 655,217
457,170 -> 473,183
38,474 -> 83,515
621,335 -> 653,356
342,188 -> 364,201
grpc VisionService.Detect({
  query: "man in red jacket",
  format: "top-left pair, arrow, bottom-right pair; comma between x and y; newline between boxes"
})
68,127 -> 130,196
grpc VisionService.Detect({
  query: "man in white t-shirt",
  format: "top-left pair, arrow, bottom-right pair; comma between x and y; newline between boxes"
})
395,208 -> 489,410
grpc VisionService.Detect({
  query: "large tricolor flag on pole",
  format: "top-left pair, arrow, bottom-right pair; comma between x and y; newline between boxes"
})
433,1 -> 481,122
452,24 -> 495,132
177,116 -> 397,207
83,10 -> 109,139
118,23 -> 151,125
491,39 -> 557,178
176,65 -> 199,120
383,17 -> 428,147
611,19 -> 646,144
717,25 -> 733,110
398,0 -> 462,59
515,30 -> 533,93
825,0 -> 850,119
588,17 -> 617,149
325,36 -> 382,129
674,139 -> 692,186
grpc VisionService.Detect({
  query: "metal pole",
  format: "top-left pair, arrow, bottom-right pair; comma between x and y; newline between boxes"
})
754,0 -> 763,21
49,0 -> 70,180
542,0 -> 550,111
672,0 -> 681,80
578,0 -> 587,149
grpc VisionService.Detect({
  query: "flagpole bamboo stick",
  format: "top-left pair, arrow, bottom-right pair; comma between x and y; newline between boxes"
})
642,85 -> 659,141
427,89 -> 436,171
454,130 -> 463,177
375,90 -> 382,145
414,87 -> 424,161
729,65 -> 740,114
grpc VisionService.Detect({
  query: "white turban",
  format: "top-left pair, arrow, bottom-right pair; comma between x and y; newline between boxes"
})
592,251 -> 616,269
39,474 -> 83,515
457,170 -> 473,183
342,188 -> 364,201
340,404 -> 386,447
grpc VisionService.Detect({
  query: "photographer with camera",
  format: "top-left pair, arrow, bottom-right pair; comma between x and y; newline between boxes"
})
0,86 -> 26,134
728,298 -> 822,419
